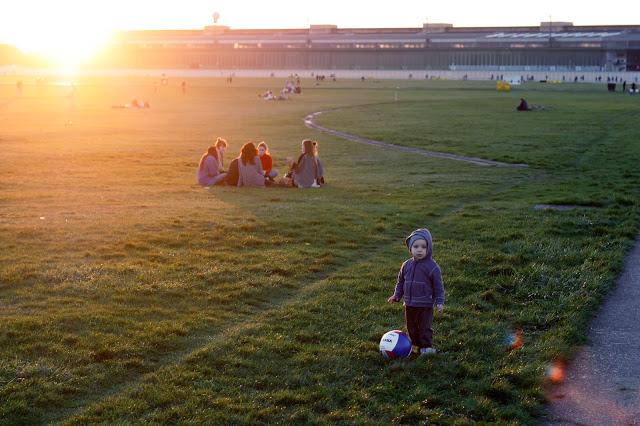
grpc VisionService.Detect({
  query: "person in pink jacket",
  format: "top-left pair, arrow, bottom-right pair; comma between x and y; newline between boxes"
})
197,146 -> 227,186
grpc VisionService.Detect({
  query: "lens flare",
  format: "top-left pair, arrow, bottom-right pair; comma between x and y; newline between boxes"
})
505,329 -> 524,351
546,360 -> 566,384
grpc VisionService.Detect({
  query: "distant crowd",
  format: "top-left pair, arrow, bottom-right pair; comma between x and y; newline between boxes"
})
197,138 -> 324,188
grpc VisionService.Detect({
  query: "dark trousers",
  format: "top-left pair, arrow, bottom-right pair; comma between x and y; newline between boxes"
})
405,306 -> 434,348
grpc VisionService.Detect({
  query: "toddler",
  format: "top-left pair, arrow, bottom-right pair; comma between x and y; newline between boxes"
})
388,228 -> 445,355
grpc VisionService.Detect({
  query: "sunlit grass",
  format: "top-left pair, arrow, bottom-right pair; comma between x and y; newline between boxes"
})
0,77 -> 638,424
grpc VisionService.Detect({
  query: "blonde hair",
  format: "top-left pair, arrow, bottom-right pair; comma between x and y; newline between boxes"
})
302,139 -> 317,156
257,141 -> 270,155
215,137 -> 228,148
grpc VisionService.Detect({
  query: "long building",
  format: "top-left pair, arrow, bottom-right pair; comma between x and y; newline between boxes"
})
97,21 -> 640,72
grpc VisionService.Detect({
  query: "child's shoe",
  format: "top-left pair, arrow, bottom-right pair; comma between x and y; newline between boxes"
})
419,347 -> 437,356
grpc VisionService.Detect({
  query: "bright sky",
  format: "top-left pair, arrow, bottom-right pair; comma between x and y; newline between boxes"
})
2,0 -> 638,66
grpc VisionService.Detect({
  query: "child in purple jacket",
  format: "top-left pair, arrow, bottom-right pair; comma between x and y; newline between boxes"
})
388,228 -> 445,355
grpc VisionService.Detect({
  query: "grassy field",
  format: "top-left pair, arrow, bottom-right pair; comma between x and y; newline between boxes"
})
1,76 -> 639,425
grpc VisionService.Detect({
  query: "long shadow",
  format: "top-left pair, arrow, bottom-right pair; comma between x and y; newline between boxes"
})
51,166 -> 533,424
51,236 -> 394,424
45,96 -> 536,423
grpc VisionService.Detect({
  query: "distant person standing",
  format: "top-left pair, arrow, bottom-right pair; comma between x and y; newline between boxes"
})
16,80 -> 23,95
181,81 -> 187,94
623,81 -> 627,93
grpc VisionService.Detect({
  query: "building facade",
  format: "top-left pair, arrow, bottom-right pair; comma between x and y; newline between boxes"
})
97,22 -> 640,72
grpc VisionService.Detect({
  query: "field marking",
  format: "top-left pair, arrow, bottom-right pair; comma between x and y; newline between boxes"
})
304,110 -> 528,168
534,204 -> 601,211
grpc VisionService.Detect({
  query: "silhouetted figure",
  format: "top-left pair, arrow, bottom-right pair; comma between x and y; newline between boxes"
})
622,81 -> 627,92
16,80 -> 23,95
181,81 -> 186,94
225,158 -> 240,186
516,98 -> 531,111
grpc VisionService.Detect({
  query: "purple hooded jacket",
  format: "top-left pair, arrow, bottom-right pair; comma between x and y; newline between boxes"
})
393,228 -> 445,307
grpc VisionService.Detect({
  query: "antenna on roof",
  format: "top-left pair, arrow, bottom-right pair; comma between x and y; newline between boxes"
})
213,12 -> 220,24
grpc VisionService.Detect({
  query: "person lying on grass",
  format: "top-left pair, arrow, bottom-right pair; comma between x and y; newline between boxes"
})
197,145 -> 227,187
286,139 -> 325,188
237,142 -> 266,187
388,228 -> 445,356
258,141 -> 278,183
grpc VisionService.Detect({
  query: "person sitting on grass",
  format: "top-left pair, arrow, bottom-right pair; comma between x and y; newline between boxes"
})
225,157 -> 239,186
388,228 -> 445,356
257,141 -> 278,182
516,98 -> 531,111
215,137 -> 228,171
287,139 -> 324,188
237,142 -> 265,187
197,146 -> 227,186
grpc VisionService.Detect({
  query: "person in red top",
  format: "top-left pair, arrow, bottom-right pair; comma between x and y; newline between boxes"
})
257,142 -> 278,182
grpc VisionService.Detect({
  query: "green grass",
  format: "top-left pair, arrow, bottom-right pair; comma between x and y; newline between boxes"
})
1,77 -> 639,424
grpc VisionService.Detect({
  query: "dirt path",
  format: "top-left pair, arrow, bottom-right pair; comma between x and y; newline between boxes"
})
304,111 -> 528,168
544,238 -> 640,426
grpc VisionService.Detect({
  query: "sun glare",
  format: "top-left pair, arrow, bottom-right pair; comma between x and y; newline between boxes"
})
16,28 -> 112,71
3,1 -> 114,71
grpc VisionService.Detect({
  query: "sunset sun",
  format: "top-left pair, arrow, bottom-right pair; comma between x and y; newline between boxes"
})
13,26 -> 112,70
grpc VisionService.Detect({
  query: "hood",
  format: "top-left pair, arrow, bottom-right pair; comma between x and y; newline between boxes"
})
405,228 -> 433,260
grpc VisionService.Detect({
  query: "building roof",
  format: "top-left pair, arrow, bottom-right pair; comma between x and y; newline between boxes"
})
115,24 -> 640,48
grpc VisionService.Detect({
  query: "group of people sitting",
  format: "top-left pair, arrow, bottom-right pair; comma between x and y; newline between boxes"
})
258,79 -> 302,101
112,98 -> 151,109
197,138 -> 324,188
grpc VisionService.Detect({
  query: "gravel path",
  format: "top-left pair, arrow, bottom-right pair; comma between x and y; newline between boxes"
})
544,238 -> 640,426
303,111 -> 528,168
